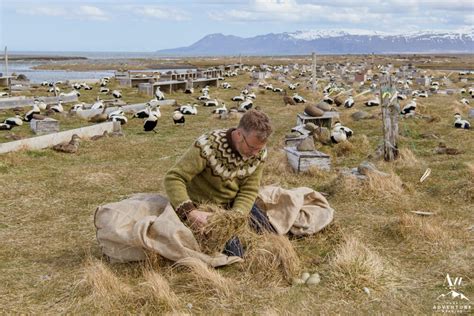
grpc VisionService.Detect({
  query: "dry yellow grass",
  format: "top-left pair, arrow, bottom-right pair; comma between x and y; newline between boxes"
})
243,233 -> 301,285
395,147 -> 422,169
332,169 -> 404,200
139,270 -> 181,311
195,204 -> 249,254
329,235 -> 400,292
332,140 -> 354,157
77,258 -> 135,311
366,171 -> 405,198
1,55 -> 473,314
390,213 -> 451,247
173,257 -> 235,298
466,162 -> 474,176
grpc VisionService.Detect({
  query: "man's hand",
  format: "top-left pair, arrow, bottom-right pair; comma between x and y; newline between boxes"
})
187,209 -> 212,229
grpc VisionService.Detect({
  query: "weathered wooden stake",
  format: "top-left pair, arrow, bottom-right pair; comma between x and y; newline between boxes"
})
380,75 -> 400,161
4,46 -> 8,75
312,52 -> 317,92
5,46 -> 11,95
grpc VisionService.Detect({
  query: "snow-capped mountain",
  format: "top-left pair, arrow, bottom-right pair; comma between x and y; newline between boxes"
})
156,29 -> 474,56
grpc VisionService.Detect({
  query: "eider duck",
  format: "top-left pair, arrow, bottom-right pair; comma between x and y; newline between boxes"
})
454,113 -> 470,129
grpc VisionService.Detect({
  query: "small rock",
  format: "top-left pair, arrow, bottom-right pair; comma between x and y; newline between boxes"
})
186,303 -> 193,309
304,105 -> 324,117
358,161 -> 388,177
357,161 -> 378,176
351,111 -> 372,121
305,122 -> 318,133
306,273 -> 321,285
316,101 -> 332,112
297,137 -> 315,151
301,272 -> 311,282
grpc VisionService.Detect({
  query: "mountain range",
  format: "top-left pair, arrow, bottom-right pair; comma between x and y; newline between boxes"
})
157,29 -> 474,56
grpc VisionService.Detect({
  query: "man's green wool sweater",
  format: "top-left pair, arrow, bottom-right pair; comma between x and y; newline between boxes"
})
164,128 -> 267,219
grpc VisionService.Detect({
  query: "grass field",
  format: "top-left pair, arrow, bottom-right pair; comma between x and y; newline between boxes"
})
0,56 -> 473,314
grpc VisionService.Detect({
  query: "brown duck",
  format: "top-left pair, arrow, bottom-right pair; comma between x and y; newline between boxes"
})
52,134 -> 81,153
283,90 -> 296,106
90,131 -> 109,141
434,142 -> 463,155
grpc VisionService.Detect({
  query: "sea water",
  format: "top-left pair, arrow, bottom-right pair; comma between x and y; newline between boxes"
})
3,51 -> 190,83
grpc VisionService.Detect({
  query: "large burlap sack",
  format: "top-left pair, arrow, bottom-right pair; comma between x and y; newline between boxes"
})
257,186 -> 334,236
94,193 -> 243,267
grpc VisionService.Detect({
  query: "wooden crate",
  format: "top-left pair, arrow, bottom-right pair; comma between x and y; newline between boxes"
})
296,112 -> 339,128
138,83 -> 153,96
284,135 -> 306,147
284,146 -> 331,173
30,118 -> 59,135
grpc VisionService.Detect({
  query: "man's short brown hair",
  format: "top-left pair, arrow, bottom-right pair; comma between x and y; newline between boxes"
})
238,109 -> 273,141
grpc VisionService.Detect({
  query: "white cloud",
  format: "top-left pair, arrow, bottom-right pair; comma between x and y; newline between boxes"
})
208,0 -> 324,22
208,1 -> 386,23
206,0 -> 472,33
16,5 -> 109,21
78,5 -> 108,21
17,7 -> 68,17
129,5 -> 190,21
208,9 -> 262,21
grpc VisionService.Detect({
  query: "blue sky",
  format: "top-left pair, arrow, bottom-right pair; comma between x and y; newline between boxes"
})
1,0 -> 473,52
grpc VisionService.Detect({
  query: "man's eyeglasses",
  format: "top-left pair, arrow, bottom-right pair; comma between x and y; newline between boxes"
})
241,133 -> 262,152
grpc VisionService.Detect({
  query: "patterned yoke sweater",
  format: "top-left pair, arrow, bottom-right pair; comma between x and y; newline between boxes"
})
164,128 -> 267,220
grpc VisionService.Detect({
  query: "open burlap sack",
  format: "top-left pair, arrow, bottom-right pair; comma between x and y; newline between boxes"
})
94,193 -> 243,267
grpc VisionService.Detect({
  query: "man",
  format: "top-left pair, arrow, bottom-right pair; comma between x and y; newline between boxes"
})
164,109 -> 275,257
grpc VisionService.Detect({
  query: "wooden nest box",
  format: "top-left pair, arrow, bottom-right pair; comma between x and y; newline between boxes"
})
284,146 -> 331,173
296,112 -> 339,129
30,118 -> 59,135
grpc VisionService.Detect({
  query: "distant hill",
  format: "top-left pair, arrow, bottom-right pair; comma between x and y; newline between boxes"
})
156,29 -> 474,56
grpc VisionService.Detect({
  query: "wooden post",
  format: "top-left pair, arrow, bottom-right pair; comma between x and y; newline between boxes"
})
4,46 -> 8,75
5,46 -> 11,95
312,52 -> 317,92
380,75 -> 399,161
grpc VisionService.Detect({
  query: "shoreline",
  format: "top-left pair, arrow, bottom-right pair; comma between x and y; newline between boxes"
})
3,54 -> 473,72
0,55 -> 87,61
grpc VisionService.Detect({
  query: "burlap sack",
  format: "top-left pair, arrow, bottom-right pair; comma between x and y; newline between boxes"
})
94,193 -> 243,267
